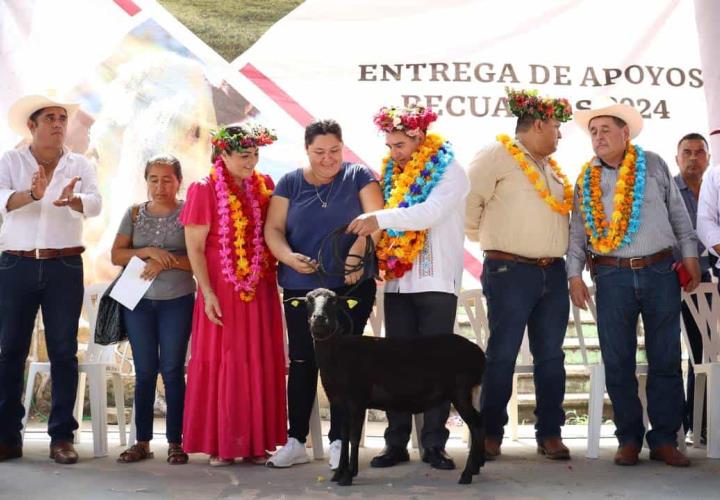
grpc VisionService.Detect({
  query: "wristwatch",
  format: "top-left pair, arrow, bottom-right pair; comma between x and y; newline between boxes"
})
29,189 -> 40,201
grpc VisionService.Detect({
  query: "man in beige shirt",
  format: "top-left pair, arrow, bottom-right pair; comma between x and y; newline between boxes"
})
465,88 -> 573,461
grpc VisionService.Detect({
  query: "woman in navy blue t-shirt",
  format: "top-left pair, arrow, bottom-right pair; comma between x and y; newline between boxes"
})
265,119 -> 383,469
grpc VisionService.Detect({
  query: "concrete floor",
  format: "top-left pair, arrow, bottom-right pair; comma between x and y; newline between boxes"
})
2,422 -> 719,500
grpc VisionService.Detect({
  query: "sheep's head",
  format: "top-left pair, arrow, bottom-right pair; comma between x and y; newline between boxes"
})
305,288 -> 340,341
285,288 -> 361,341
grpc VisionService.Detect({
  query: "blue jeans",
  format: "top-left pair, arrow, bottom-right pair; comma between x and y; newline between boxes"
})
480,258 -> 568,441
0,253 -> 83,446
122,294 -> 193,443
594,256 -> 684,448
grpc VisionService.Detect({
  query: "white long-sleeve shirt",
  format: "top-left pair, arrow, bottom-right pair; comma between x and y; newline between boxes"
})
0,146 -> 102,250
697,165 -> 720,257
374,159 -> 469,295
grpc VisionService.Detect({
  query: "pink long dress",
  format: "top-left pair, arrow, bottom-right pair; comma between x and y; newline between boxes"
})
180,176 -> 287,459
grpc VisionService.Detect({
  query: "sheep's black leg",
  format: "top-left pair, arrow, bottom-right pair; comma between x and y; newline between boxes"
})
349,408 -> 365,478
335,414 -> 353,486
453,388 -> 485,484
332,417 -> 351,483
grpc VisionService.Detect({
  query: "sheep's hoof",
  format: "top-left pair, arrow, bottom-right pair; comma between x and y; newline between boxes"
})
458,472 -> 473,485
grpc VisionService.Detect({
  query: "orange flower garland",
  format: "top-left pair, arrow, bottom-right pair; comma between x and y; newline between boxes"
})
577,143 -> 647,254
211,159 -> 274,301
376,133 -> 452,280
497,134 -> 573,215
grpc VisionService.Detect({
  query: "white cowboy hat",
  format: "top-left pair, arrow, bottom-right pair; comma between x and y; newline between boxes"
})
8,94 -> 80,140
574,96 -> 643,139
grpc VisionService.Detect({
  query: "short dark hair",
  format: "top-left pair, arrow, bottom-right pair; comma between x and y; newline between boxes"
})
28,108 -> 46,124
677,132 -> 709,150
514,115 -> 536,134
305,119 -> 343,147
144,154 -> 183,182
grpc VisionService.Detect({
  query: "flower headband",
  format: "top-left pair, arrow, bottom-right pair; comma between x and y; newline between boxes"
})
505,87 -> 573,123
210,123 -> 277,156
373,104 -> 438,137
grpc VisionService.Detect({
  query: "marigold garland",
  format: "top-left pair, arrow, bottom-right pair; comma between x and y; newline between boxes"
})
496,134 -> 573,215
211,157 -> 275,301
578,143 -> 647,254
376,132 -> 453,280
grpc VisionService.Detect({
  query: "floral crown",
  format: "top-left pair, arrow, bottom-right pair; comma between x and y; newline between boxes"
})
373,104 -> 438,137
505,87 -> 573,123
210,123 -> 277,156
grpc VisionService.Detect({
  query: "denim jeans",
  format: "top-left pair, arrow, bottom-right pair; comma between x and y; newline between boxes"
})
594,256 -> 685,448
122,294 -> 194,443
480,258 -> 568,441
0,253 -> 83,446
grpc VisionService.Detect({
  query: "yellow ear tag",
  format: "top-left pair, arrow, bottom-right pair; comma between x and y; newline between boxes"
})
290,300 -> 301,308
346,299 -> 358,309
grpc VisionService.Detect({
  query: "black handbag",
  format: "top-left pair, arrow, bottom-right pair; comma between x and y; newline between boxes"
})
94,204 -> 141,345
94,275 -> 128,345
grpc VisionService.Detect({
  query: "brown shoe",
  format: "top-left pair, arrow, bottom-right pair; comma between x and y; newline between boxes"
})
49,441 -> 79,464
649,445 -> 690,467
484,437 -> 501,460
537,437 -> 570,460
614,443 -> 640,466
0,443 -> 22,462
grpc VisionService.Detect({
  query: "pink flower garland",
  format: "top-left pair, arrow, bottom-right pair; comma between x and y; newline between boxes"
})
211,156 -> 272,301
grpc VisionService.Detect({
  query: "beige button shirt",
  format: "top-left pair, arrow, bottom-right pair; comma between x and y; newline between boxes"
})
465,140 -> 569,258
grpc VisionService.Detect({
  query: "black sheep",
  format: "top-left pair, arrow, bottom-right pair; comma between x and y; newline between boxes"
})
292,287 -> 487,486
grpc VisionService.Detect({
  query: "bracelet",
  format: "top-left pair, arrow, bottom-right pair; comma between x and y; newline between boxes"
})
28,189 -> 40,201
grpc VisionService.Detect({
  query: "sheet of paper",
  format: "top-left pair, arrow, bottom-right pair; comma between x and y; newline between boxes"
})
109,256 -> 154,310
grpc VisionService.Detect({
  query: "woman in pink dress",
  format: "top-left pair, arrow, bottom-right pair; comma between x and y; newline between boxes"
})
181,123 -> 287,465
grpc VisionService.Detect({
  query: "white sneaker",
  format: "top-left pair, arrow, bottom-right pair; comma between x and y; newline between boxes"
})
266,438 -> 310,468
328,439 -> 341,470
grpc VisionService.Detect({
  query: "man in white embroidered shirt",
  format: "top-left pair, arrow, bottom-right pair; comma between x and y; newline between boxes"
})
348,104 -> 469,471
0,95 -> 102,464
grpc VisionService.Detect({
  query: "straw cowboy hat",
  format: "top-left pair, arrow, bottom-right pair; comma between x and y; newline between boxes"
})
8,94 -> 80,140
574,96 -> 643,139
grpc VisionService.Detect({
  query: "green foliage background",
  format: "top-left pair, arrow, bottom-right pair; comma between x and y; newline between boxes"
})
158,0 -> 304,61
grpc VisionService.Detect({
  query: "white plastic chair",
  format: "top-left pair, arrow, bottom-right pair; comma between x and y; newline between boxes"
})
22,282 -> 127,457
581,285 -> 685,458
680,283 -> 720,458
457,288 -> 534,442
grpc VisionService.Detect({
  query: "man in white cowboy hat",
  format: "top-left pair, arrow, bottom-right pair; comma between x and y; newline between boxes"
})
567,97 -> 699,467
465,88 -> 574,461
0,94 -> 102,464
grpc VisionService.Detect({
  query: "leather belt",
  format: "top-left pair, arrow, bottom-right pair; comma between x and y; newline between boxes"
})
590,248 -> 673,270
4,246 -> 85,260
484,250 -> 559,268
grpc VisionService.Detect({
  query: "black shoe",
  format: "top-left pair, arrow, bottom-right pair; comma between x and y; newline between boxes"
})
422,447 -> 456,470
370,446 -> 410,468
0,443 -> 22,462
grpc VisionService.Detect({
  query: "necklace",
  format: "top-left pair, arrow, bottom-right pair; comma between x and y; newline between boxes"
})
30,147 -> 62,167
496,134 -> 572,215
376,132 -> 453,280
314,178 -> 335,208
578,143 -> 647,254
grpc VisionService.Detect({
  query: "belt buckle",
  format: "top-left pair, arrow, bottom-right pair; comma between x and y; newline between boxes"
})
537,257 -> 552,267
34,248 -> 40,260
629,257 -> 644,270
